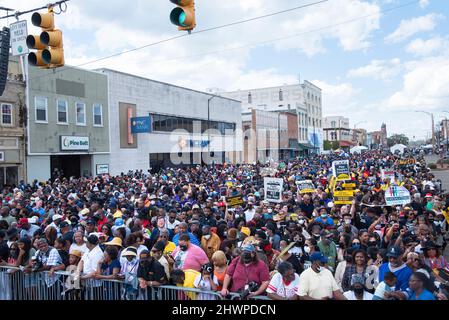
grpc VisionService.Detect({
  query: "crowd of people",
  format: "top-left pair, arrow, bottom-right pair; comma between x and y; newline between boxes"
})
0,150 -> 449,300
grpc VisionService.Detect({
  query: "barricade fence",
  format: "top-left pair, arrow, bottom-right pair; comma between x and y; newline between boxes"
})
0,266 -> 263,301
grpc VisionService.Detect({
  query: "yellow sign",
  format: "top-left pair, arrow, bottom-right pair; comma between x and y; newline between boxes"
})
342,183 -> 356,190
226,195 -> 244,208
337,173 -> 350,181
334,190 -> 354,205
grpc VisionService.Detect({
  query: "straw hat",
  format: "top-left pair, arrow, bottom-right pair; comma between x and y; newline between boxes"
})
104,237 -> 123,247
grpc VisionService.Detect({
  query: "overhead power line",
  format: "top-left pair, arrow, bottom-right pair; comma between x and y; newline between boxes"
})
26,0 -> 420,82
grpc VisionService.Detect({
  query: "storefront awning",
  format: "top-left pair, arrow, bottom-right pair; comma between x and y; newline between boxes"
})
298,143 -> 315,150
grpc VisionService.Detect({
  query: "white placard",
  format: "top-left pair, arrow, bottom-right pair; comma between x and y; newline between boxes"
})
10,20 -> 29,56
385,186 -> 411,206
264,177 -> 283,203
60,136 -> 89,151
96,164 -> 109,175
381,168 -> 395,181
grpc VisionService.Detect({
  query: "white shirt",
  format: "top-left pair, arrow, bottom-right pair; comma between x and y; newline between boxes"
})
244,208 -> 256,222
267,272 -> 300,299
165,217 -> 181,230
297,267 -> 339,300
81,245 -> 104,275
343,290 -> 374,300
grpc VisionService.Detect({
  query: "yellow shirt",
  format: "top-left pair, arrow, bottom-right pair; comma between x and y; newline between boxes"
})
164,241 -> 176,255
177,269 -> 201,300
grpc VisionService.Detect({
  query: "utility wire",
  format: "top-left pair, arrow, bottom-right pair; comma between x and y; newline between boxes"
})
26,0 -> 419,81
27,0 -> 330,80
145,0 -> 420,65
0,0 -> 70,20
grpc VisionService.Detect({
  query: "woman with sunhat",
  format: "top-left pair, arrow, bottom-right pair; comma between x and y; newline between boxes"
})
119,247 -> 139,299
422,240 -> 449,271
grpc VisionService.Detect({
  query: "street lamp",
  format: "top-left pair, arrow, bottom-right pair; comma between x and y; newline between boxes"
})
440,111 -> 449,154
415,110 -> 435,152
207,94 -> 219,163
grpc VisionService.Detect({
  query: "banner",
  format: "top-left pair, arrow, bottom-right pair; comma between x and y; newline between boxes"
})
342,182 -> 356,190
332,160 -> 350,181
131,116 -> 152,133
333,190 -> 355,205
296,180 -> 316,194
397,158 -> 416,166
260,167 -> 278,177
226,195 -> 244,208
385,186 -> 411,206
264,177 -> 283,203
381,168 -> 396,181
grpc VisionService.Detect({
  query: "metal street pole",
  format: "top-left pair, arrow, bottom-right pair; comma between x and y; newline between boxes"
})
278,112 -> 281,161
207,95 -> 218,164
443,111 -> 449,154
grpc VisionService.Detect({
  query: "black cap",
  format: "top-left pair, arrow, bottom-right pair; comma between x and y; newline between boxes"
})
153,241 -> 166,252
85,219 -> 95,225
6,228 -> 18,239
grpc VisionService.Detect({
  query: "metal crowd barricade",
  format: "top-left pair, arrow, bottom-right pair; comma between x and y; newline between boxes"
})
0,266 -> 225,301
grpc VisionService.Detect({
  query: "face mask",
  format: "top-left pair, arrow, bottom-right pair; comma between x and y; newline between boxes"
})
204,235 -> 211,240
299,219 -> 305,225
242,253 -> 253,264
321,214 -> 328,219
352,243 -> 361,249
313,234 -> 321,241
304,246 -> 311,254
267,208 -> 272,213
353,287 -> 364,295
317,266 -> 325,273
295,240 -> 303,247
180,245 -> 188,251
368,241 -> 377,247
344,219 -> 352,225
223,232 -> 228,237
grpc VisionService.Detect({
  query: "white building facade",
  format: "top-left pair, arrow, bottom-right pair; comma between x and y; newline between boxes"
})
220,81 -> 322,154
98,69 -> 242,175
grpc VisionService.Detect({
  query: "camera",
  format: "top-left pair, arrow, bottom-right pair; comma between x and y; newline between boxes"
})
31,257 -> 43,272
238,281 -> 260,300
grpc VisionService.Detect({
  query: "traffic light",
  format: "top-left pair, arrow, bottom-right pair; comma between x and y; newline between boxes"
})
0,27 -> 10,96
26,7 -> 64,68
169,0 -> 196,31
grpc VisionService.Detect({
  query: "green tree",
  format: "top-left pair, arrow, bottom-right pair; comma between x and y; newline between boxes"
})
324,140 -> 332,150
387,134 -> 409,147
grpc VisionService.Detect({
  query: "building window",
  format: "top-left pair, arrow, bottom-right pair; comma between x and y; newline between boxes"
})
1,103 -> 13,125
35,96 -> 47,123
279,89 -> 283,101
76,102 -> 86,125
331,121 -> 336,128
248,92 -> 252,104
93,103 -> 103,126
56,99 -> 68,124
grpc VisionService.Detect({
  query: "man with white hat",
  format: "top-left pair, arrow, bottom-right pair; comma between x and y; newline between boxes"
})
49,214 -> 63,233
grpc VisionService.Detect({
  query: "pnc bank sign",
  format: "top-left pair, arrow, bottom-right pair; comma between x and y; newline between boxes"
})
60,136 -> 89,151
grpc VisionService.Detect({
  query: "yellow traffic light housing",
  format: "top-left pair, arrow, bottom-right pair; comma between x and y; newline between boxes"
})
26,8 -> 64,68
170,0 -> 196,31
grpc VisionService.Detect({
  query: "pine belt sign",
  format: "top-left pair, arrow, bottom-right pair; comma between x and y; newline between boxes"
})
332,160 -> 350,181
296,180 -> 316,194
226,195 -> 244,208
10,20 -> 29,56
385,186 -> 411,206
60,136 -> 89,151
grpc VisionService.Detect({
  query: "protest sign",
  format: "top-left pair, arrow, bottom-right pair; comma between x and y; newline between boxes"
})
381,168 -> 396,181
385,186 -> 411,206
296,180 -> 316,194
226,195 -> 244,208
332,160 -> 350,181
264,177 -> 283,203
333,190 -> 355,205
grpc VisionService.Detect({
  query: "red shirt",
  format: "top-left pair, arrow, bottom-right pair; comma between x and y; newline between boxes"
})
226,257 -> 270,292
97,216 -> 108,232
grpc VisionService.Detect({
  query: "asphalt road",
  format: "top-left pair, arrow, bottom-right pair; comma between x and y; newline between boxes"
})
423,155 -> 449,259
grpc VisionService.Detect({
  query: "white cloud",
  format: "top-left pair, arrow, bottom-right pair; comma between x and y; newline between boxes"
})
311,80 -> 360,116
383,56 -> 449,111
347,59 -> 402,80
385,14 -> 443,43
419,0 -> 430,8
406,37 -> 448,57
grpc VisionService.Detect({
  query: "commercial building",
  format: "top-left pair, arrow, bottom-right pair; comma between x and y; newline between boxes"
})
367,123 -> 388,150
26,65 -> 110,181
351,128 -> 367,146
0,56 -> 26,187
323,116 -> 353,150
242,109 -> 299,164
97,69 -> 242,175
220,80 -> 322,155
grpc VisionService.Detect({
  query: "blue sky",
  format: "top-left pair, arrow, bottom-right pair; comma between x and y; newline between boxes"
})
2,0 -> 449,140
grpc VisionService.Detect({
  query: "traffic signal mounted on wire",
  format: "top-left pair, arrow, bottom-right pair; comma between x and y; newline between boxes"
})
26,7 -> 64,68
169,0 -> 196,32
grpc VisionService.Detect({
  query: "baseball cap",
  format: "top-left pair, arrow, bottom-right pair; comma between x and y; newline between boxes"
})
386,245 -> 402,258
192,204 -> 200,210
69,250 -> 82,258
242,244 -> 256,252
59,221 -> 70,229
115,218 -> 124,227
85,219 -> 95,225
52,214 -> 63,221
240,227 -> 251,237
17,218 -> 28,227
122,247 -> 137,257
28,216 -> 39,224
